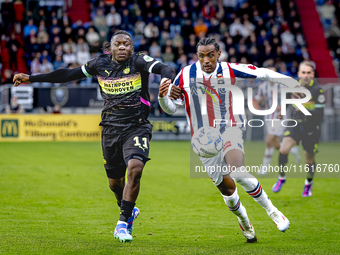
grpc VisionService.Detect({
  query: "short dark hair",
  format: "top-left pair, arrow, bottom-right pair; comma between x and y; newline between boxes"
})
196,37 -> 220,52
112,30 -> 132,42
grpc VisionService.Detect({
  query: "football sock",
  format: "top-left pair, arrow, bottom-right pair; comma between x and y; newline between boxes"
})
307,162 -> 315,182
119,199 -> 135,222
279,153 -> 288,178
230,168 -> 277,215
290,146 -> 299,155
263,147 -> 274,166
221,187 -> 248,221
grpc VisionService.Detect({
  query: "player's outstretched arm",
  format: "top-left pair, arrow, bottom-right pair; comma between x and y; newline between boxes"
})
158,78 -> 179,115
13,67 -> 87,87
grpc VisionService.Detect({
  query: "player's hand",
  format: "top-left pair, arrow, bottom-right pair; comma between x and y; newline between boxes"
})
169,84 -> 182,100
158,78 -> 171,98
291,85 -> 308,99
13,73 -> 30,87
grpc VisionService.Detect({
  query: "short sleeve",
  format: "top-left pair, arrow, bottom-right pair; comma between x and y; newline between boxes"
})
314,87 -> 325,106
135,53 -> 160,73
81,57 -> 98,77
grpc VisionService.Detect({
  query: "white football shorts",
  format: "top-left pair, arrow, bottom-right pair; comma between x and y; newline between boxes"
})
199,127 -> 244,186
265,119 -> 285,136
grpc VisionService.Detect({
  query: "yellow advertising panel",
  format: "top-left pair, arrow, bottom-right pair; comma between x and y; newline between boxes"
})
0,114 -> 102,141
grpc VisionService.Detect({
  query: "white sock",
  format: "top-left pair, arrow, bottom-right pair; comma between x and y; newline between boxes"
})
290,146 -> 299,155
263,147 -> 274,166
117,220 -> 127,226
230,168 -> 277,215
221,187 -> 248,221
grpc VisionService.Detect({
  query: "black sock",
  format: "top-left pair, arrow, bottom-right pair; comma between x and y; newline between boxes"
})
117,201 -> 121,208
307,162 -> 315,182
119,199 -> 135,222
279,153 -> 288,178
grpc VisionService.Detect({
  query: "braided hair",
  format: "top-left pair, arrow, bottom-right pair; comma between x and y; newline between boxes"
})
103,30 -> 133,53
196,37 -> 220,52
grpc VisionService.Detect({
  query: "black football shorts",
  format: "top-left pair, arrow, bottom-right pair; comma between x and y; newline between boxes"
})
284,124 -> 321,156
102,123 -> 152,179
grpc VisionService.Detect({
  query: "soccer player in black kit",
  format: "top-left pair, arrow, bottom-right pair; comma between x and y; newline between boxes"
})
13,30 -> 175,242
272,61 -> 325,197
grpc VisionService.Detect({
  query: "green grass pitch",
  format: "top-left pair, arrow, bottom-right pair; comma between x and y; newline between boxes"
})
0,141 -> 340,254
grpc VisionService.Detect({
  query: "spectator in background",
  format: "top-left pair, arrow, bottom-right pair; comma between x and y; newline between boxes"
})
194,18 -> 208,37
106,7 -> 121,29
94,9 -> 109,37
202,0 -> 216,21
77,45 -> 91,66
53,55 -> 64,70
86,27 -> 100,46
229,18 -> 246,37
162,46 -> 176,68
76,38 -> 89,53
13,0 -> 25,25
40,57 -> 54,73
3,69 -> 14,84
5,96 -> 24,114
144,22 -> 159,40
30,57 -> 41,76
63,37 -> 77,54
320,0 -> 336,30
1,0 -> 15,35
24,19 -> 38,38
6,33 -> 21,71
63,48 -> 77,66
149,41 -> 161,58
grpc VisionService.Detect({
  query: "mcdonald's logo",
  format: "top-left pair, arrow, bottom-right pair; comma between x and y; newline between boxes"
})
1,120 -> 19,138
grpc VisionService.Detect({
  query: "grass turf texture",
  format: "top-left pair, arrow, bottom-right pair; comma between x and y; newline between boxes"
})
0,141 -> 339,254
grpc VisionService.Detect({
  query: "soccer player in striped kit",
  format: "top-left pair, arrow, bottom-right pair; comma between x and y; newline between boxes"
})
255,66 -> 301,175
159,38 -> 305,242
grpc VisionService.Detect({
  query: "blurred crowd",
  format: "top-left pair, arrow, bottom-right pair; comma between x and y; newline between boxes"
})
1,0 -> 339,87
317,0 -> 340,74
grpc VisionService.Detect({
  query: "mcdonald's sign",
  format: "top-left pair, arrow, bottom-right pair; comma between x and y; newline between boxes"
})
1,120 -> 19,138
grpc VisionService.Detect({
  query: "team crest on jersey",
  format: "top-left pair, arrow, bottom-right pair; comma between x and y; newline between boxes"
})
143,55 -> 154,62
123,67 -> 130,74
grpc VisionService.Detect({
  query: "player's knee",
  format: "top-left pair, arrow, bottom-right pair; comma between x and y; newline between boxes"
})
218,185 -> 235,196
305,157 -> 314,165
279,147 -> 290,155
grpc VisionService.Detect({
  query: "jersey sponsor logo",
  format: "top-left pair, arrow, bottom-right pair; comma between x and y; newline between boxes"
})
123,67 -> 130,74
318,94 -> 325,103
143,55 -> 154,62
1,119 -> 19,138
98,74 -> 141,95
104,70 -> 110,75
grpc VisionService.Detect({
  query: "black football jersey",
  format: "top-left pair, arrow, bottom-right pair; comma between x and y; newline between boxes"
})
82,52 -> 160,132
292,80 -> 325,131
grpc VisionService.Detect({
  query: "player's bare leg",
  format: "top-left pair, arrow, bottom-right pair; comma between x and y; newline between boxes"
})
217,175 -> 257,242
272,137 -> 297,193
115,159 -> 144,242
109,177 -> 125,207
302,151 -> 316,197
226,149 -> 290,232
259,135 -> 280,175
